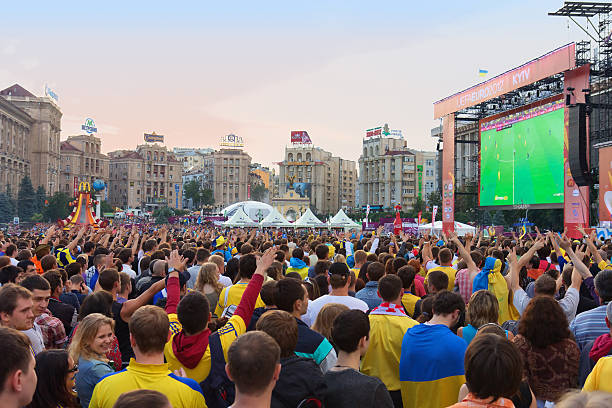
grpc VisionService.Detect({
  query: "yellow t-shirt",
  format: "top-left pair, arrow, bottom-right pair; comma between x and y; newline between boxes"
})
214,282 -> 265,318
583,356 -> 612,393
426,266 -> 457,291
164,314 -> 247,383
361,312 -> 419,391
401,292 -> 421,317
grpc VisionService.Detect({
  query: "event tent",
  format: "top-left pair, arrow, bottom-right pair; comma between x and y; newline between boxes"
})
293,208 -> 325,228
329,209 -> 361,229
260,207 -> 293,228
417,221 -> 476,236
223,207 -> 259,227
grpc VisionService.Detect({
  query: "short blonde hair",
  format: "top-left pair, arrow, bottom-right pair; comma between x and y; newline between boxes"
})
69,313 -> 114,362
312,303 -> 349,340
467,290 -> 499,328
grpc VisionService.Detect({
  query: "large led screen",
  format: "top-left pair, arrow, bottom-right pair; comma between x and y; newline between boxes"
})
479,98 -> 564,206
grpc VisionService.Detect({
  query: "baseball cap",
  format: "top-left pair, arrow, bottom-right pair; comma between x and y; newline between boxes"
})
329,262 -> 350,277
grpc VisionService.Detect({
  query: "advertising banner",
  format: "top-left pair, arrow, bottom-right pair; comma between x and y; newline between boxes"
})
290,131 -> 312,144
144,133 -> 164,143
434,43 -> 576,119
286,182 -> 311,198
366,127 -> 382,137
563,64 -> 590,238
442,114 -> 455,233
599,145 -> 612,223
73,177 -> 78,197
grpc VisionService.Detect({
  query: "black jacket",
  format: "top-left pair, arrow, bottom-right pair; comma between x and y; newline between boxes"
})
271,356 -> 327,408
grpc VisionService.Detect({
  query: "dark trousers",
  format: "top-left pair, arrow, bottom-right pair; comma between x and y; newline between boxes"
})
389,390 -> 403,408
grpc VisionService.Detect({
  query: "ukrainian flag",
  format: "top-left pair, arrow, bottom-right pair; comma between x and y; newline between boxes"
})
400,324 -> 467,408
213,235 -> 226,248
478,69 -> 488,77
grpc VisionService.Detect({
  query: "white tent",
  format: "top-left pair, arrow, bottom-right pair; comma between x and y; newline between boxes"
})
223,207 -> 259,227
329,209 -> 361,229
294,208 -> 325,228
417,221 -> 476,236
260,207 -> 292,228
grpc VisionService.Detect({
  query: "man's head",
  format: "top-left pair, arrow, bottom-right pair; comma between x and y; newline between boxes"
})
438,248 -> 453,266
432,290 -> 465,326
260,281 -> 277,307
177,291 -> 210,335
5,244 -> 16,258
377,274 -> 403,303
595,269 -> 612,303
0,284 -> 34,331
16,261 -> 36,279
113,390 -> 171,408
0,328 -> 37,407
83,241 -> 95,255
142,239 -> 158,253
42,270 -> 63,298
291,248 -> 304,261
226,332 -> 281,398
129,305 -> 169,356
328,262 -> 351,290
181,249 -> 195,267
397,265 -> 417,290
118,272 -> 132,296
40,255 -> 57,273
354,250 -> 367,267
256,310 -> 298,358
315,244 -> 330,261
534,274 -> 556,297
0,266 -> 21,285
195,248 -> 210,264
65,262 -> 82,279
331,309 -> 370,357
34,244 -> 50,259
152,260 -> 168,277
93,254 -> 106,269
20,275 -> 51,318
275,278 -> 308,316
98,269 -> 120,293
118,248 -> 134,265
366,262 -> 385,282
427,270 -> 449,294
238,254 -> 257,279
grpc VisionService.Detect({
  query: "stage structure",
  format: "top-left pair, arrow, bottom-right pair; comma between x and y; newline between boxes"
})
58,182 -> 105,230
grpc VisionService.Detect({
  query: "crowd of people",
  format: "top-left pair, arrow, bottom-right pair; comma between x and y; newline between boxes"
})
0,222 -> 611,408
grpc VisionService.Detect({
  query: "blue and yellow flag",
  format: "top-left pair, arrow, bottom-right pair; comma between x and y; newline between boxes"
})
400,324 -> 466,408
478,69 -> 488,77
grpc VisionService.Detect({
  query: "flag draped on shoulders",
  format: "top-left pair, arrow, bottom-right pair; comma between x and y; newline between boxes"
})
399,324 -> 466,408
472,257 -> 518,323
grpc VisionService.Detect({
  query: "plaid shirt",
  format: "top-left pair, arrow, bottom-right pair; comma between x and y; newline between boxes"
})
35,310 -> 67,349
455,268 -> 473,304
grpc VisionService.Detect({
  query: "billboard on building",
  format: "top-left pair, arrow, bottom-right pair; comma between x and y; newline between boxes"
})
287,182 -> 311,198
291,131 -> 312,144
599,146 -> 612,223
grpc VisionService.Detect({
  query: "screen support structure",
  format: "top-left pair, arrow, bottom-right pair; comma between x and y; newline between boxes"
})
442,114 -> 455,233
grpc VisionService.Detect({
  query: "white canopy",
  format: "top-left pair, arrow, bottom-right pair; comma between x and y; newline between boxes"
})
294,208 -> 325,227
418,221 -> 476,236
329,209 -> 360,228
223,207 -> 259,227
260,207 -> 292,228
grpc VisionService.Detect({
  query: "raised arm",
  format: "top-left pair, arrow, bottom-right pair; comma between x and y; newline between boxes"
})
557,236 -> 592,279
449,232 -> 478,273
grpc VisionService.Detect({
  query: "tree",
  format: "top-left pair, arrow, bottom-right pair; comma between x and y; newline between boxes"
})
101,201 -> 114,214
425,191 -> 441,212
250,184 -> 267,202
35,186 -> 46,214
153,206 -> 174,224
412,196 -> 426,214
17,176 -> 36,221
184,180 -> 201,208
0,192 -> 16,223
43,192 -> 72,222
200,188 -> 214,206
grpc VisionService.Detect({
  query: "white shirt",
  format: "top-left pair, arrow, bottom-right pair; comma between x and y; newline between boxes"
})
10,257 -> 18,266
513,287 -> 580,322
305,294 -> 369,327
122,264 -> 137,279
23,323 -> 45,355
219,275 -> 232,287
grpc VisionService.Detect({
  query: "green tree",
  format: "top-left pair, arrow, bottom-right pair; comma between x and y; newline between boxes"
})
425,191 -> 441,212
0,192 -> 16,223
35,186 -> 46,214
250,184 -> 267,202
43,192 -> 72,222
200,188 -> 214,206
153,206 -> 174,224
101,200 -> 114,214
17,176 -> 36,221
184,180 -> 201,208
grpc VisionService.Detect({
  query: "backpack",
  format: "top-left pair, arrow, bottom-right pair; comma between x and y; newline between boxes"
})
200,331 -> 235,408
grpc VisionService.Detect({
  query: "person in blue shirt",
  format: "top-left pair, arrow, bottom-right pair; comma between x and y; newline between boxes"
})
211,236 -> 231,263
355,262 -> 385,310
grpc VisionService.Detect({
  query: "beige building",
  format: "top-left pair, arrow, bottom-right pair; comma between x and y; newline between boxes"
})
172,148 -> 214,171
108,144 -> 183,210
0,96 -> 33,194
212,148 -> 251,209
359,133 -> 418,210
277,146 -> 357,216
60,135 -> 109,197
271,188 -> 310,222
0,84 -> 62,194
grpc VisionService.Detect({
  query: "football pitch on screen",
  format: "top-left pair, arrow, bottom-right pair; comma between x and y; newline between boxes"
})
479,107 -> 564,206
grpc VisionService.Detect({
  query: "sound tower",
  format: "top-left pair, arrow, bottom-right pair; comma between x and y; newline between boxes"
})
568,103 -> 591,186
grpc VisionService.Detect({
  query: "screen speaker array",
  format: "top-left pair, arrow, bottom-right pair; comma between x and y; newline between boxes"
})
568,103 -> 591,186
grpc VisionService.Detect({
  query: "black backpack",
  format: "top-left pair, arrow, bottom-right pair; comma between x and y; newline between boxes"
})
200,331 -> 235,408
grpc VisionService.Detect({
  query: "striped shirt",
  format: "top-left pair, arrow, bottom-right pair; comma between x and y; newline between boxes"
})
570,304 -> 609,350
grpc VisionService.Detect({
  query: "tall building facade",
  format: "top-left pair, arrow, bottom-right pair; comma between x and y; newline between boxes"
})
359,133 -> 418,209
60,135 -> 109,197
212,148 -> 251,209
277,146 -> 356,215
0,96 -> 33,194
108,144 -> 182,210
412,150 -> 439,200
431,123 -> 478,191
0,84 -> 62,194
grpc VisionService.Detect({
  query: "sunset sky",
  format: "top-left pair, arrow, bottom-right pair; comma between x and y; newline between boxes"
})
1,1 -> 587,168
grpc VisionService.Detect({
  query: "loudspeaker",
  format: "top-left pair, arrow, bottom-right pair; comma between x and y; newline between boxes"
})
568,103 -> 591,186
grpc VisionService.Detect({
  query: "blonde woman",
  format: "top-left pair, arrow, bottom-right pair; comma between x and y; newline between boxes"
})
68,313 -> 115,408
312,303 -> 350,341
458,290 -> 513,345
194,262 -> 224,316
